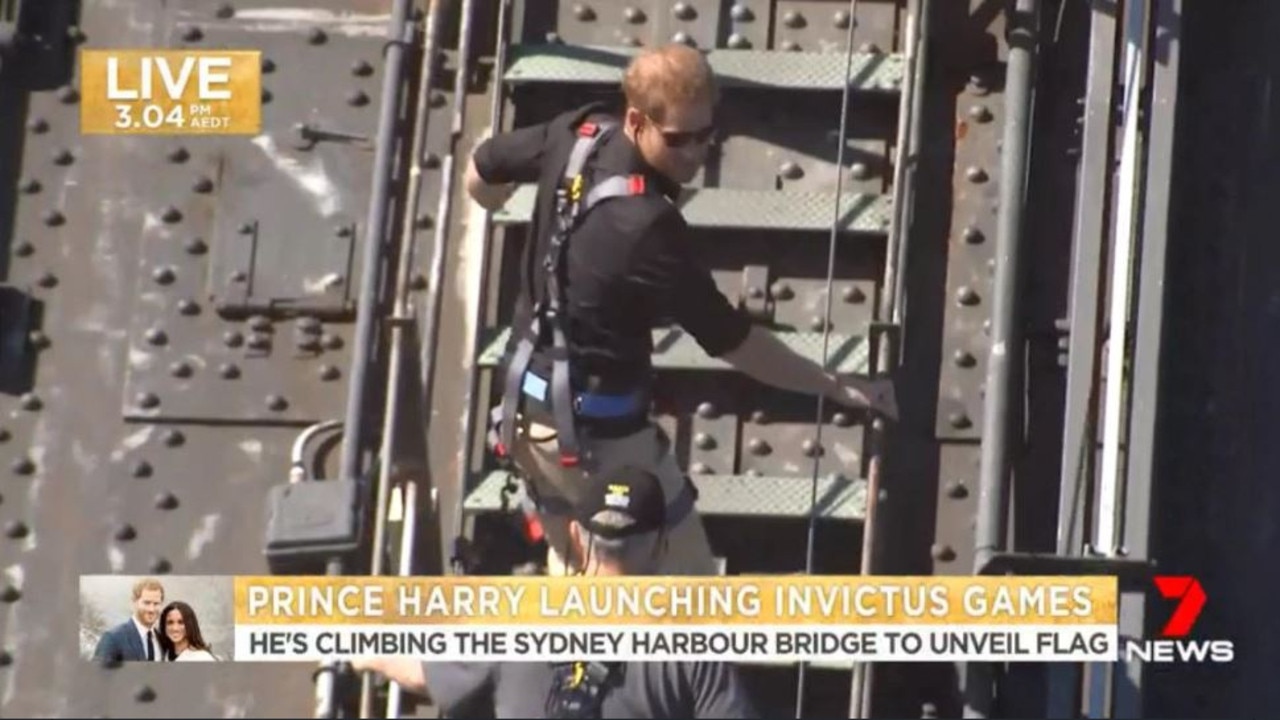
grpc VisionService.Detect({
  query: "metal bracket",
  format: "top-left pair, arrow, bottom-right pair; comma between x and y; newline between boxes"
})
292,122 -> 373,152
0,284 -> 36,395
977,551 -> 1155,593
740,264 -> 772,321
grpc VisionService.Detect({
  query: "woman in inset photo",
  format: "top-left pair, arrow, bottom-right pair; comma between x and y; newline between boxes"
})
157,601 -> 219,661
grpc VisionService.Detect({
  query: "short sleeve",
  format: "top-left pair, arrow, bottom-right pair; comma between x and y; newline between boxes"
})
472,121 -> 551,185
421,662 -> 496,715
688,662 -> 759,718
628,211 -> 752,357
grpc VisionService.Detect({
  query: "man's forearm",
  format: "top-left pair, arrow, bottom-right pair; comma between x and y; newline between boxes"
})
721,326 -> 851,405
465,155 -> 515,211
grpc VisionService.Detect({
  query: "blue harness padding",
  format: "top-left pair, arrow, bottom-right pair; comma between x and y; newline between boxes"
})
493,117 -> 653,470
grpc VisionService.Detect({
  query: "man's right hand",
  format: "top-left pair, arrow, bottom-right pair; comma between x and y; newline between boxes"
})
835,374 -> 899,421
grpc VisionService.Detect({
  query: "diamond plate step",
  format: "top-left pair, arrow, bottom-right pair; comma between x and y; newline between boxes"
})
504,44 -> 904,93
464,471 -> 868,521
477,326 -> 869,374
493,184 -> 892,234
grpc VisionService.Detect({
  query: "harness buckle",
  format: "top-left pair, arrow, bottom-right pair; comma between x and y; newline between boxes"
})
559,453 -> 581,468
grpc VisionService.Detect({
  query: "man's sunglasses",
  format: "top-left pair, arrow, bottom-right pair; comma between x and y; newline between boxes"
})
655,122 -> 716,148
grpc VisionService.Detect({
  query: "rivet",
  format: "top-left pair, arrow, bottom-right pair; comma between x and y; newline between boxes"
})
727,34 -> 751,49
770,282 -> 793,301
351,60 -> 374,77
262,88 -> 273,103
19,392 -> 42,411
962,226 -> 984,244
181,25 -> 203,42
319,365 -> 340,381
167,146 -> 189,163
134,684 -> 157,702
779,161 -> 803,179
953,349 -> 977,368
191,176 -> 214,193
696,401 -> 717,419
671,31 -> 694,46
802,439 -> 823,457
155,491 -> 179,510
262,57 -> 276,73
430,91 -> 447,108
148,557 -> 171,574
219,363 -> 241,380
948,412 -> 972,429
52,148 -> 74,165
27,117 -> 49,133
931,544 -> 956,562
248,315 -> 271,332
42,210 -> 65,227
184,237 -> 208,255
152,266 -> 176,285
247,333 -> 271,350
745,468 -> 762,478
833,412 -> 852,427
0,428 -> 9,443
223,330 -> 244,348
347,90 -> 370,107
28,330 -> 49,350
809,316 -> 829,332
859,42 -> 880,54
131,460 -> 153,478
572,3 -> 595,21
308,27 -> 327,44
322,333 -> 343,350
747,286 -> 764,299
177,298 -> 200,316
296,335 -> 321,352
266,395 -> 288,412
18,177 -> 40,193
956,286 -> 980,306
545,31 -> 561,44
58,86 -> 79,104
672,2 -> 696,20
13,240 -> 34,257
747,438 -> 771,456
730,4 -> 754,22
169,360 -> 193,378
624,6 -> 646,23
162,206 -> 184,223
945,480 -> 969,499
621,35 -> 641,47
115,524 -> 137,541
297,316 -> 323,334
850,162 -> 871,180
834,10 -> 853,29
783,10 -> 805,28
423,153 -> 441,169
966,166 -> 988,183
36,271 -> 57,288
11,457 -> 35,475
145,327 -> 168,346
334,225 -> 353,238
215,2 -> 235,19
0,649 -> 11,667
969,105 -> 993,123
415,214 -> 433,229
136,391 -> 160,409
163,429 -> 185,447
410,273 -> 428,290
0,585 -> 20,602
5,521 -> 28,539
691,462 -> 711,475
229,270 -> 247,284
750,409 -> 768,424
842,285 -> 865,303
694,433 -> 716,450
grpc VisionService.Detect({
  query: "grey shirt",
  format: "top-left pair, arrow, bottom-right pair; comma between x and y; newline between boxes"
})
422,661 -> 759,718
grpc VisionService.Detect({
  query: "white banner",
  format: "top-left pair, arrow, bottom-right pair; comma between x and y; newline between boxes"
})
234,624 -> 1117,663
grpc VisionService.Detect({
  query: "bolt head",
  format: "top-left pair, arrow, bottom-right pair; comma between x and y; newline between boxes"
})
308,27 -> 327,44
115,524 -> 137,541
219,363 -> 241,380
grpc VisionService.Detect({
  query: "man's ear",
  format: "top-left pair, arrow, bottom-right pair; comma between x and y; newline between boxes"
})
623,106 -> 644,135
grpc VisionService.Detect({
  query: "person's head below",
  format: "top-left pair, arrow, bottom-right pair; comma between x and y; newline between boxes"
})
158,600 -> 211,660
622,43 -> 719,185
566,465 -> 669,576
132,578 -> 165,628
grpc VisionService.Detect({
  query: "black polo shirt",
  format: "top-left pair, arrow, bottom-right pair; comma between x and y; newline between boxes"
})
472,103 -> 752,395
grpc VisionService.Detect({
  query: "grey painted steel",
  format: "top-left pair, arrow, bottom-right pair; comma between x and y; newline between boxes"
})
967,0 -> 1039,717
495,184 -> 893,234
477,326 -> 870,373
504,44 -> 904,92
463,470 -> 868,520
1047,2 -> 1118,716
1115,1 -> 1181,716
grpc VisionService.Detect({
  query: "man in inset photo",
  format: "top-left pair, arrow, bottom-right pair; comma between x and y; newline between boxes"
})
92,577 -> 164,663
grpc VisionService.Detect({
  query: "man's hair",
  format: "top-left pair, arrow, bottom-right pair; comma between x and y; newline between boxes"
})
622,43 -> 718,124
577,510 -> 664,573
132,578 -> 165,601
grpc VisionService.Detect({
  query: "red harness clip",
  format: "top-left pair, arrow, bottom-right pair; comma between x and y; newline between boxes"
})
493,442 -> 507,458
559,453 -> 581,468
523,512 -> 545,543
627,174 -> 646,195
578,122 -> 599,138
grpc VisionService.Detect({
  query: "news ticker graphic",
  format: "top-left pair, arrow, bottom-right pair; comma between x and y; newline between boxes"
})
230,576 -> 1119,663
78,49 -> 262,135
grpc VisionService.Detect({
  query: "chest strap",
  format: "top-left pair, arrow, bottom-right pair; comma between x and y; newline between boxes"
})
496,119 -> 650,469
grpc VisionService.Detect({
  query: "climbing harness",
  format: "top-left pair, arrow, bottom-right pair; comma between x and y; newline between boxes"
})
544,660 -> 625,718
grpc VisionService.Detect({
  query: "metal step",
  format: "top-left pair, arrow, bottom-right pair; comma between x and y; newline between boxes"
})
463,470 -> 868,522
504,44 -> 904,93
477,326 -> 869,374
494,184 -> 892,235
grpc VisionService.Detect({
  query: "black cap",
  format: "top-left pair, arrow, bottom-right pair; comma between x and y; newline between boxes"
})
573,465 -> 666,539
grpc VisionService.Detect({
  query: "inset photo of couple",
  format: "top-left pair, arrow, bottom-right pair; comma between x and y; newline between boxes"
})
80,575 -> 234,663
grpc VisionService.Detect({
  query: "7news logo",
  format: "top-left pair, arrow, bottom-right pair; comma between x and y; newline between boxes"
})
1122,576 -> 1235,663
